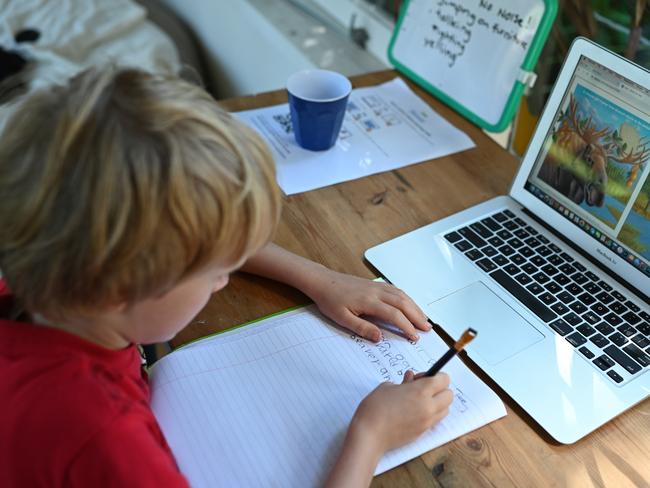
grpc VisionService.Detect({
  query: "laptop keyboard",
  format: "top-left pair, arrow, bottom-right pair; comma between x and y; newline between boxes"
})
444,209 -> 649,386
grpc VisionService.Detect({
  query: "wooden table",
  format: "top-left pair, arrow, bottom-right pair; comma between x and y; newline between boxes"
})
172,70 -> 650,487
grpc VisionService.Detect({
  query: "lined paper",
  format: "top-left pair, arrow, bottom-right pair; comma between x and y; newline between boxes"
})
150,306 -> 506,487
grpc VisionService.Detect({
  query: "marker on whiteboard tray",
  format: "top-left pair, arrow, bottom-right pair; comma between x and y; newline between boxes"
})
424,328 -> 477,377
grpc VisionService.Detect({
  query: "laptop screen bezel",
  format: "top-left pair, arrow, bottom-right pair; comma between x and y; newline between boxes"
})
509,37 -> 650,297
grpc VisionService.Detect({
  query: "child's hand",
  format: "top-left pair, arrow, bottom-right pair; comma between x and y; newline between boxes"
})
307,269 -> 430,342
353,371 -> 453,454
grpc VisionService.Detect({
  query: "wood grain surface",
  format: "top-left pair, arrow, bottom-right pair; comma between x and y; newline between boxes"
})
171,70 -> 650,488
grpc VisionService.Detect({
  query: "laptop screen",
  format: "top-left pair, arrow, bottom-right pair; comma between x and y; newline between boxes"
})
525,55 -> 650,280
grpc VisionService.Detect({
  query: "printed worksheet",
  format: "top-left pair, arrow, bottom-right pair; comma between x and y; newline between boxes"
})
150,306 -> 506,488
234,78 -> 475,195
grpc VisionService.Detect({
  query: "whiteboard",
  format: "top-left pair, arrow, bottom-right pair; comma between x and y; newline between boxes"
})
389,0 -> 557,131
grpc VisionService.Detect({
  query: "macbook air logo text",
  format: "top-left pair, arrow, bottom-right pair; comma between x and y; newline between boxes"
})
596,247 -> 617,265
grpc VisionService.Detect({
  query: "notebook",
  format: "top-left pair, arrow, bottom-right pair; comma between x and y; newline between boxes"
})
149,305 -> 506,487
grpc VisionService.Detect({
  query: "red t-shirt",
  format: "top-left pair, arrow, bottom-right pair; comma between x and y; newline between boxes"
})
0,283 -> 189,487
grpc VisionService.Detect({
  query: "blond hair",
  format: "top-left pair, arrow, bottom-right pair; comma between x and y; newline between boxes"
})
0,68 -> 281,319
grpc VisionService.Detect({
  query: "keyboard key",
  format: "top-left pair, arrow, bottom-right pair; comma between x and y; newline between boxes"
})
524,237 -> 541,248
459,227 -> 486,248
497,229 -> 512,240
504,264 -> 520,276
626,301 -> 641,313
582,312 -> 600,325
583,282 -> 601,294
577,323 -> 596,337
476,258 -> 497,273
555,274 -> 570,286
455,240 -> 472,252
530,256 -> 546,267
622,343 -> 650,367
609,301 -> 627,314
549,318 -> 572,336
557,291 -> 574,304
577,293 -> 596,306
593,354 -> 615,371
573,262 -> 586,272
514,217 -> 526,226
631,334 -> 649,348
508,238 -> 524,249
569,302 -> 588,314
515,274 -> 533,285
470,222 -> 492,238
541,264 -> 558,276
527,283 -> 544,295
544,282 -> 561,294
622,311 -> 641,325
560,252 -> 574,262
591,303 -> 608,316
483,246 -> 498,257
572,272 -> 588,285
640,311 -> 650,322
503,220 -> 518,231
514,229 -> 530,240
565,283 -> 582,295
590,333 -> 610,348
585,271 -> 599,282
488,236 -> 504,247
637,322 -> 650,335
537,235 -> 550,244
510,254 -> 526,266
559,263 -> 577,275
489,269 -> 557,322
609,332 -> 627,347
481,217 -> 501,231
522,263 -> 536,274
548,254 -> 564,266
595,291 -> 613,304
566,331 -> 587,347
532,272 -> 550,284
537,246 -> 552,257
603,313 -> 623,327
604,345 -> 642,374
445,232 -> 462,243
549,243 -> 562,254
595,322 -> 614,335
465,249 -> 483,261
579,346 -> 595,359
520,246 -> 535,258
503,209 -> 515,218
493,255 -> 509,266
499,245 -> 515,256
607,370 -> 623,383
617,324 -> 637,337
525,225 -> 539,235
493,211 -> 509,222
539,292 -> 556,305
564,312 -> 582,326
598,281 -> 613,292
611,290 -> 626,302
551,302 -> 570,315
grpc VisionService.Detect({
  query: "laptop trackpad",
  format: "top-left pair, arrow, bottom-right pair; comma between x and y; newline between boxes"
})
427,282 -> 545,365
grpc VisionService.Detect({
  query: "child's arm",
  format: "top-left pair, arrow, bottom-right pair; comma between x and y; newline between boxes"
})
240,243 -> 430,342
324,371 -> 453,488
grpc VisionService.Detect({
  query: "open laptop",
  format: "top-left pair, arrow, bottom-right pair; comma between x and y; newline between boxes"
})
365,38 -> 649,444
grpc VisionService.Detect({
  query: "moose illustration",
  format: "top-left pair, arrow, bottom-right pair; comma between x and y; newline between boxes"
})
538,95 -> 649,207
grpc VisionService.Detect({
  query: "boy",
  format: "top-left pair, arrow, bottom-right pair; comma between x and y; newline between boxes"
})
0,68 -> 453,487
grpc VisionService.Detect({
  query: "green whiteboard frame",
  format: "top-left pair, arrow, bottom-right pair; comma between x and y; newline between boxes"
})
388,0 -> 558,132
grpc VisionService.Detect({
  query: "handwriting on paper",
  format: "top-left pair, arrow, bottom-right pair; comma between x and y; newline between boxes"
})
423,0 -> 536,67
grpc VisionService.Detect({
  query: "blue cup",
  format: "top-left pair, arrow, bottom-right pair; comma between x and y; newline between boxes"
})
287,69 -> 352,151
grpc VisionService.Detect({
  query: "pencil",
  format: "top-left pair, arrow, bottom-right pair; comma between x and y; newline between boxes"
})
424,328 -> 477,377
